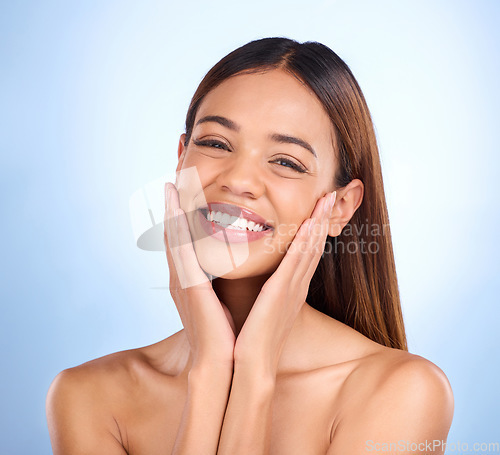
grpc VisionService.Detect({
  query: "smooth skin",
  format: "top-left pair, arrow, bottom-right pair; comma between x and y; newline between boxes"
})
46,70 -> 454,454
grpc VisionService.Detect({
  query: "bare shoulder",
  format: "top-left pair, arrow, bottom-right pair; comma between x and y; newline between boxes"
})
329,345 -> 454,452
47,346 -> 148,406
46,331 -> 185,454
383,350 -> 453,396
305,306 -> 454,419
315,310 -> 454,414
353,348 -> 454,414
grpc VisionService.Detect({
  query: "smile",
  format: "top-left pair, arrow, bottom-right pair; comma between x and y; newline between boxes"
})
198,202 -> 273,231
196,202 -> 274,243
199,209 -> 271,232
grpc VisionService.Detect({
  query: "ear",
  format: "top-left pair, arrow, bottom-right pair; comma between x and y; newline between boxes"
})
327,179 -> 364,237
176,133 -> 187,172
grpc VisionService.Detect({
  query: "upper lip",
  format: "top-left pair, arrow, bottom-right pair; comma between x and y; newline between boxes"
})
198,202 -> 274,229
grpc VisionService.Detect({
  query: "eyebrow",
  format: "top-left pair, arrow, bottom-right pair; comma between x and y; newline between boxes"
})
195,115 -> 317,158
269,133 -> 317,158
196,115 -> 240,131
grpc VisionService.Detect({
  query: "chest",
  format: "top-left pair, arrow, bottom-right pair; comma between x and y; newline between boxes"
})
121,367 -> 346,454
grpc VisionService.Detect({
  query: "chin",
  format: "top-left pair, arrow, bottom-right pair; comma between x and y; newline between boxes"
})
193,239 -> 280,280
185,205 -> 283,279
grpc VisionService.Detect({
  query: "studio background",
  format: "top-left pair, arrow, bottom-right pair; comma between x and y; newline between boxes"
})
1,1 -> 498,453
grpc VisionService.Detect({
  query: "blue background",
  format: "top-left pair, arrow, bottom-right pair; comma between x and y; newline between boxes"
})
1,1 -> 499,453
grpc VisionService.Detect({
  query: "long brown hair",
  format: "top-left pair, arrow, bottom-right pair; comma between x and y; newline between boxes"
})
183,37 -> 407,351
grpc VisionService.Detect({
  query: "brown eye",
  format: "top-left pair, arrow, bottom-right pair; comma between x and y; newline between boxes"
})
193,139 -> 230,151
272,157 -> 307,173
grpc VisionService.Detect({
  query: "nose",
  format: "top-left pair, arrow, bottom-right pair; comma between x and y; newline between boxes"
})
215,153 -> 265,199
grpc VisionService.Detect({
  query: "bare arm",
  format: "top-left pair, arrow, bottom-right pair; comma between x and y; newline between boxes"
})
46,369 -> 128,455
165,183 -> 236,454
172,365 -> 233,455
217,364 -> 276,454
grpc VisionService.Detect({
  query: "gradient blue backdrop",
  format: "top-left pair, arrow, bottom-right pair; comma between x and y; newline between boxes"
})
1,1 -> 499,453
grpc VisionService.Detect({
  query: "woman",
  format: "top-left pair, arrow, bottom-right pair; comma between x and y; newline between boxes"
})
47,37 -> 454,454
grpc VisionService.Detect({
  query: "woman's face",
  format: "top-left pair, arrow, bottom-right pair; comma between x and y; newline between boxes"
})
176,68 -> 337,279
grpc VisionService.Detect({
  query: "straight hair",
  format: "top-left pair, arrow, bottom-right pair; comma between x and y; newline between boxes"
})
183,37 -> 407,350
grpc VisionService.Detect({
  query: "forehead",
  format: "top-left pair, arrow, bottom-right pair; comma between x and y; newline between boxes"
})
194,69 -> 336,154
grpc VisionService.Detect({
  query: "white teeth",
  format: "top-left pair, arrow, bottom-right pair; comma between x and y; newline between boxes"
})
204,210 -> 267,232
233,217 -> 246,229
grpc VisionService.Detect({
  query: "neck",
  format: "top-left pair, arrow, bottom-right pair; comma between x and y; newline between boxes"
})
211,273 -> 272,335
210,274 -> 326,375
177,275 -> 343,377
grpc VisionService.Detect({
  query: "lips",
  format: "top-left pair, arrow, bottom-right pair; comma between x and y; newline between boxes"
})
198,202 -> 274,230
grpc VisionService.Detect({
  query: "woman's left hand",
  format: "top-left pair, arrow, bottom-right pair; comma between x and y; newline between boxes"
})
233,191 -> 337,377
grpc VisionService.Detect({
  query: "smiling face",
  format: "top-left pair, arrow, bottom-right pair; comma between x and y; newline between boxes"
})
176,68 -> 338,279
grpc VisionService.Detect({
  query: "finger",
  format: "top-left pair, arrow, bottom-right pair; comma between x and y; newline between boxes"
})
286,193 -> 329,260
164,182 -> 203,294
302,217 -> 329,281
165,183 -> 210,290
310,192 -> 334,251
171,207 -> 210,289
164,183 -> 181,290
310,190 -> 337,222
164,182 -> 193,287
164,182 -> 177,251
309,192 -> 329,220
324,191 -> 337,222
309,191 -> 336,260
299,200 -> 332,276
277,198 -> 330,285
278,191 -> 331,265
164,183 -> 174,250
299,191 -> 335,273
273,217 -> 315,279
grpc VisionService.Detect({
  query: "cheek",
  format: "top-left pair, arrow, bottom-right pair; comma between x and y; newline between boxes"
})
180,152 -> 202,175
272,211 -> 312,248
177,157 -> 215,202
181,153 -> 221,187
275,194 -> 315,232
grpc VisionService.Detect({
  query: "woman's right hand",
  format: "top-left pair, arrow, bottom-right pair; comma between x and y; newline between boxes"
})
163,182 -> 236,372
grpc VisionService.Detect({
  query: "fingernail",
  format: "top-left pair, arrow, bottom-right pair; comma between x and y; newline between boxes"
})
322,195 -> 330,217
329,191 -> 337,217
